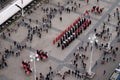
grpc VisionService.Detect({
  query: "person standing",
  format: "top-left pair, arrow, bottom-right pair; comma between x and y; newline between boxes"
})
60,17 -> 62,21
86,0 -> 89,4
103,70 -> 106,75
97,0 -> 99,3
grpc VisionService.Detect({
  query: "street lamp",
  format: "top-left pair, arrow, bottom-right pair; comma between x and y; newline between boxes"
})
29,52 -> 38,80
15,0 -> 24,17
88,34 -> 98,76
21,0 -> 24,17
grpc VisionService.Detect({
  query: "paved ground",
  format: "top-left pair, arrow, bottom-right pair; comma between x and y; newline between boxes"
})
0,0 -> 120,80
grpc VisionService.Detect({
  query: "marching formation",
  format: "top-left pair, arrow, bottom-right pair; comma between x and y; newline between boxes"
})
55,17 -> 91,50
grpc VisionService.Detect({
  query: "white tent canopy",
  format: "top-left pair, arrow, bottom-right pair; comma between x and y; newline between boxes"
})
0,0 -> 33,25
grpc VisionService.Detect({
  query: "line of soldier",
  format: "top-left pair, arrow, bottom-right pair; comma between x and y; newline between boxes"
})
57,17 -> 91,50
